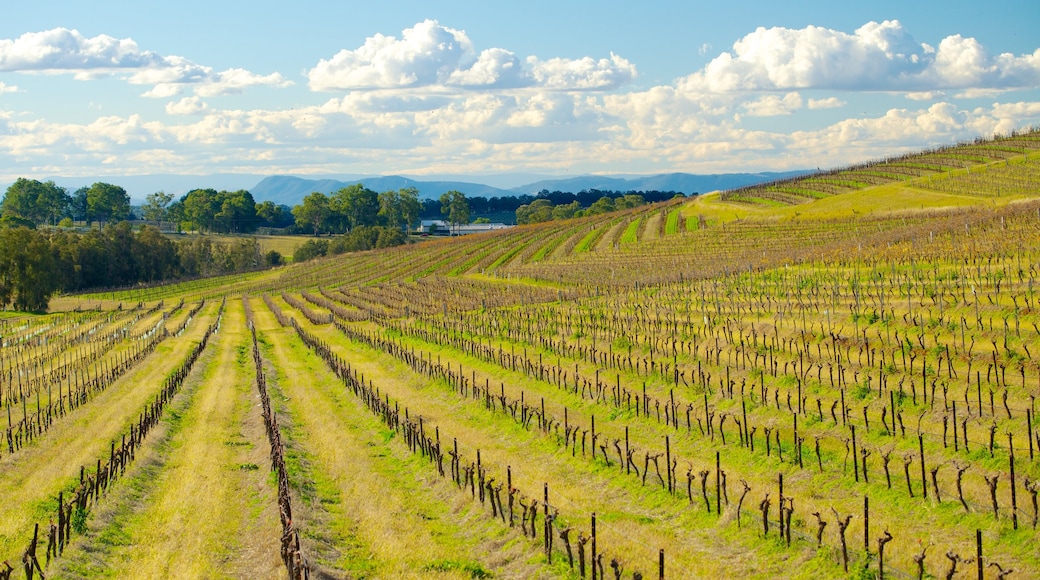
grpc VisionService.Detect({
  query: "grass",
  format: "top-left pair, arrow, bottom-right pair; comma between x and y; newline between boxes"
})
7,133 -> 1040,578
251,301 -> 546,578
54,300 -> 282,578
300,317 -> 850,578
0,302 -> 222,564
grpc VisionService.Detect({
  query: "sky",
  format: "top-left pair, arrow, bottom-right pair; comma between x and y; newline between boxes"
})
1,0 -> 1039,188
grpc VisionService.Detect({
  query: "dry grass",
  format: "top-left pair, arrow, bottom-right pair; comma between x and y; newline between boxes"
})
0,302 -> 222,563
301,320 -> 816,578
251,301 -> 552,579
55,299 -> 283,578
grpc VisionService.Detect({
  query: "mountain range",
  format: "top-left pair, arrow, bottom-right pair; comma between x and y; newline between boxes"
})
248,171 -> 808,206
4,171 -> 808,205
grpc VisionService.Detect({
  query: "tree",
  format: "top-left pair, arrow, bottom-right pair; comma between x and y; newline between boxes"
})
70,187 -> 89,222
1,178 -> 70,226
181,189 -> 220,233
586,196 -> 616,215
330,184 -> 379,231
257,201 -> 292,228
516,199 -> 554,224
292,192 -> 332,236
142,191 -> 174,227
0,227 -> 58,311
214,190 -> 258,233
378,187 -> 421,232
439,190 -> 470,234
86,182 -> 130,225
293,239 -> 329,262
552,201 -> 581,220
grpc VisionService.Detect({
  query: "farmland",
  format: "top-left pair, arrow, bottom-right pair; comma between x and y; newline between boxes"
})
4,130 -> 1040,578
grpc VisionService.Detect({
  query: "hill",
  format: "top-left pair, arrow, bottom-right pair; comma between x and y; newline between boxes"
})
250,175 -> 516,205
249,171 -> 811,206
21,129 -> 1040,579
510,171 -> 808,196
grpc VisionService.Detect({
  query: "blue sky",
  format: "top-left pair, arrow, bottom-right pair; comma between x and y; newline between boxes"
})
1,0 -> 1039,186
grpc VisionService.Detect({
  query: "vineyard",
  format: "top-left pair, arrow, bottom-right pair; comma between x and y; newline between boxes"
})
3,131 -> 1040,578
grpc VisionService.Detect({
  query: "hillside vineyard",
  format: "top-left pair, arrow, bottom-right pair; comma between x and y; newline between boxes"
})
3,130 -> 1040,578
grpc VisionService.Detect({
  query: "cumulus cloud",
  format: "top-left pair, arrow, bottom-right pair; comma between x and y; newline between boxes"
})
808,97 -> 845,109
0,28 -> 291,97
447,48 -> 531,89
742,92 -> 802,116
0,81 -> 18,94
1,97 -> 1038,179
165,96 -> 209,115
682,20 -> 1040,93
308,19 -> 635,92
528,53 -> 636,90
905,91 -> 944,101
308,20 -> 473,90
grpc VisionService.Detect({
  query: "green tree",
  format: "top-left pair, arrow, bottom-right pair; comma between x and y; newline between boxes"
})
1,178 -> 71,226
552,201 -> 581,220
516,199 -> 553,224
615,194 -> 646,210
293,239 -> 329,262
378,187 -> 421,232
142,190 -> 174,227
214,190 -> 258,233
292,192 -> 332,236
181,189 -> 220,232
86,182 -> 130,225
439,190 -> 470,234
257,201 -> 289,228
0,227 -> 59,311
331,184 -> 379,232
586,196 -> 616,215
70,187 -> 89,222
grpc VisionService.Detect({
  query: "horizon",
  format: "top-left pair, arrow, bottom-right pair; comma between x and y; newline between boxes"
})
1,1 -> 1039,184
0,168 -> 812,204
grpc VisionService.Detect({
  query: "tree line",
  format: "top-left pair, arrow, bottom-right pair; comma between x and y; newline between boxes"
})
0,179 -> 132,228
0,223 -> 277,311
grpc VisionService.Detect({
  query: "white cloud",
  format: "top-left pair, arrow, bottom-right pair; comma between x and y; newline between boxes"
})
742,92 -> 802,116
0,81 -> 18,94
0,97 -> 1037,180
447,48 -> 531,89
0,28 -> 291,97
953,88 -> 1008,99
905,91 -> 944,101
165,97 -> 209,115
808,97 -> 845,109
308,20 -> 472,91
308,20 -> 636,92
528,53 -> 636,90
682,20 -> 1040,93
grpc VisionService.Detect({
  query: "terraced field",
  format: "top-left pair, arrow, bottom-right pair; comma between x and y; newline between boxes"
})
5,130 -> 1040,578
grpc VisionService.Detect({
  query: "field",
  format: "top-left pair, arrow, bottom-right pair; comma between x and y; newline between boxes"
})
4,129 -> 1040,579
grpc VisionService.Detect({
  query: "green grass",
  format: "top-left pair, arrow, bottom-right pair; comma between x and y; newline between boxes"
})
619,217 -> 642,245
665,207 -> 681,235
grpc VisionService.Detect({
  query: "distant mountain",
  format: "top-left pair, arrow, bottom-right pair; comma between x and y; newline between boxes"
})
250,175 -> 515,206
1,170 -> 811,208
250,171 -> 811,206
510,171 -> 810,196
